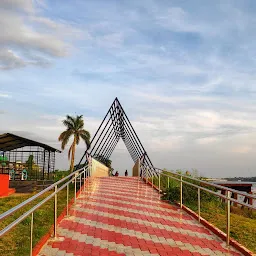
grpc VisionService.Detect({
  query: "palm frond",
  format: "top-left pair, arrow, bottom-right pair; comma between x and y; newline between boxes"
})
74,115 -> 84,130
58,130 -> 73,150
66,115 -> 76,124
80,129 -> 91,148
63,120 -> 74,129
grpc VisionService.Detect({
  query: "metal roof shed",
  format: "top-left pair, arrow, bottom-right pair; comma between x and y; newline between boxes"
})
0,133 -> 61,180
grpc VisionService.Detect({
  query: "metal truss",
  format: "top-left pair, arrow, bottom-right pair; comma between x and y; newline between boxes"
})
76,98 -> 155,173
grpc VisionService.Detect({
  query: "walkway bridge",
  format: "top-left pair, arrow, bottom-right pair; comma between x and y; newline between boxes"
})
0,98 -> 255,255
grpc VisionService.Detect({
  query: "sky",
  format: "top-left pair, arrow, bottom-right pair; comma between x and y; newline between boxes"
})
1,0 -> 256,178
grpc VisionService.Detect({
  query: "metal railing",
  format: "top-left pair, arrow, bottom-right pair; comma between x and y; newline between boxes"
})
0,164 -> 91,256
140,163 -> 256,247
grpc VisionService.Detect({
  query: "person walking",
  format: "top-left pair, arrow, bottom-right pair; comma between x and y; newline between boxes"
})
125,170 -> 128,176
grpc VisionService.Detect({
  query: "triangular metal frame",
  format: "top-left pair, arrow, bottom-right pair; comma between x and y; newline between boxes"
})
77,98 -> 155,171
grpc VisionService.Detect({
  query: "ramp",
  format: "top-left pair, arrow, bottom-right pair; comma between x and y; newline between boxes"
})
39,177 -> 241,256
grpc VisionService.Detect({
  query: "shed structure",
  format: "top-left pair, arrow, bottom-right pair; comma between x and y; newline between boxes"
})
0,133 -> 61,180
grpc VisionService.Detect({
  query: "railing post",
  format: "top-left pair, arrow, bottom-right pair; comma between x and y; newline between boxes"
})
54,185 -> 57,238
83,168 -> 85,192
158,173 -> 161,193
89,163 -> 92,178
146,167 -> 148,184
180,176 -> 183,209
74,173 -> 77,203
152,173 -> 154,188
226,191 -> 231,246
30,212 -> 34,256
66,183 -> 69,216
167,176 -> 169,188
198,188 -> 201,222
80,172 -> 82,191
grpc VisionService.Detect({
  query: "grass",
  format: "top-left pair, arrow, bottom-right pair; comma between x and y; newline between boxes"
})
160,173 -> 256,253
0,182 -> 79,256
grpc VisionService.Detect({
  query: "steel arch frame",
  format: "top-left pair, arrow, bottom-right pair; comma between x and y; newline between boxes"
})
76,98 -> 155,173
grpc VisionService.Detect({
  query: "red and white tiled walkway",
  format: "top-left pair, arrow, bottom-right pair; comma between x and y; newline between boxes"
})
39,177 -> 241,256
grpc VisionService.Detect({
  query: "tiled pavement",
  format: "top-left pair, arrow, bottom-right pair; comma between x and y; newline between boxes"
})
39,177 -> 242,256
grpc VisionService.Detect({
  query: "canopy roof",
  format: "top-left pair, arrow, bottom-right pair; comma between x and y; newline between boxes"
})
0,133 -> 61,152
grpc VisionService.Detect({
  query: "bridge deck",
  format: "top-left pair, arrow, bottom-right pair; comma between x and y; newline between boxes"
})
39,177 -> 241,256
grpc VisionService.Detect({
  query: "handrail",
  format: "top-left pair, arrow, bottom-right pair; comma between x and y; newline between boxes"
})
140,163 -> 256,248
0,166 -> 87,222
0,176 -> 75,237
0,165 -> 90,256
143,164 -> 256,201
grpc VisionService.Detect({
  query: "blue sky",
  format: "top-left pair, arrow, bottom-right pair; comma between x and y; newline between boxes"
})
1,0 -> 256,177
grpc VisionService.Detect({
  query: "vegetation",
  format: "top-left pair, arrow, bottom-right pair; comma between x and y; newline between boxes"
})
0,183 -> 79,256
58,115 -> 90,172
53,169 -> 70,182
158,170 -> 256,253
25,155 -> 40,179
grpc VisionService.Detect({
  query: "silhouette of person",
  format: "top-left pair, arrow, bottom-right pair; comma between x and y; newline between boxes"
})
125,170 -> 128,176
115,171 -> 119,176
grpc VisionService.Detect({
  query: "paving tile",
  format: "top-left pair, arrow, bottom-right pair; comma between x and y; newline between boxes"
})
39,177 -> 242,256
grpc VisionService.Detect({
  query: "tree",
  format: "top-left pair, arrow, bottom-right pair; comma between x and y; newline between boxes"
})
58,115 -> 90,172
26,155 -> 34,173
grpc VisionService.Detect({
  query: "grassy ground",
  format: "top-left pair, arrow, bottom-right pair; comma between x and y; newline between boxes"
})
0,182 -> 79,256
157,173 -> 256,253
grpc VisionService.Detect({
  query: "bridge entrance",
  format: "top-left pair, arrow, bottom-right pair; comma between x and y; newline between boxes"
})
77,98 -> 155,176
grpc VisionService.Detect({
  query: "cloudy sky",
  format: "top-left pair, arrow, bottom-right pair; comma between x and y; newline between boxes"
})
1,0 -> 256,177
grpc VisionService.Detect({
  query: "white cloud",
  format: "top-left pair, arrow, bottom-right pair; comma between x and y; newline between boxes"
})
0,92 -> 11,98
0,0 -> 80,69
197,137 -> 219,145
232,146 -> 252,154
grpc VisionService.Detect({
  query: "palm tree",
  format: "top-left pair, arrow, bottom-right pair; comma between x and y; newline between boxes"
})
58,115 -> 90,172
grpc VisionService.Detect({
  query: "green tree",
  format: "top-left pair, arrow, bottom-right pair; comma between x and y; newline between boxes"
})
58,115 -> 90,172
26,155 -> 34,173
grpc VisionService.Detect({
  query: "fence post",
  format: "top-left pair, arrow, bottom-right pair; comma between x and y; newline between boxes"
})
66,183 -> 69,216
74,173 -> 77,203
158,173 -> 161,193
83,168 -> 85,192
30,212 -> 34,256
198,188 -> 201,222
80,172 -> 81,191
180,176 -> 183,209
167,176 -> 169,188
226,191 -> 231,246
146,167 -> 148,184
54,185 -> 57,238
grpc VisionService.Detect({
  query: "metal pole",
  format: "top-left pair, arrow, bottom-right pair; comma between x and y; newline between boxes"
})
80,173 -> 81,191
74,174 -> 77,203
226,191 -> 231,246
158,173 -> 161,193
168,177 -> 169,188
138,159 -> 141,179
54,185 -> 57,238
83,169 -> 85,192
198,188 -> 201,222
30,212 -> 34,256
146,167 -> 148,184
66,183 -> 69,216
180,176 -> 183,209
